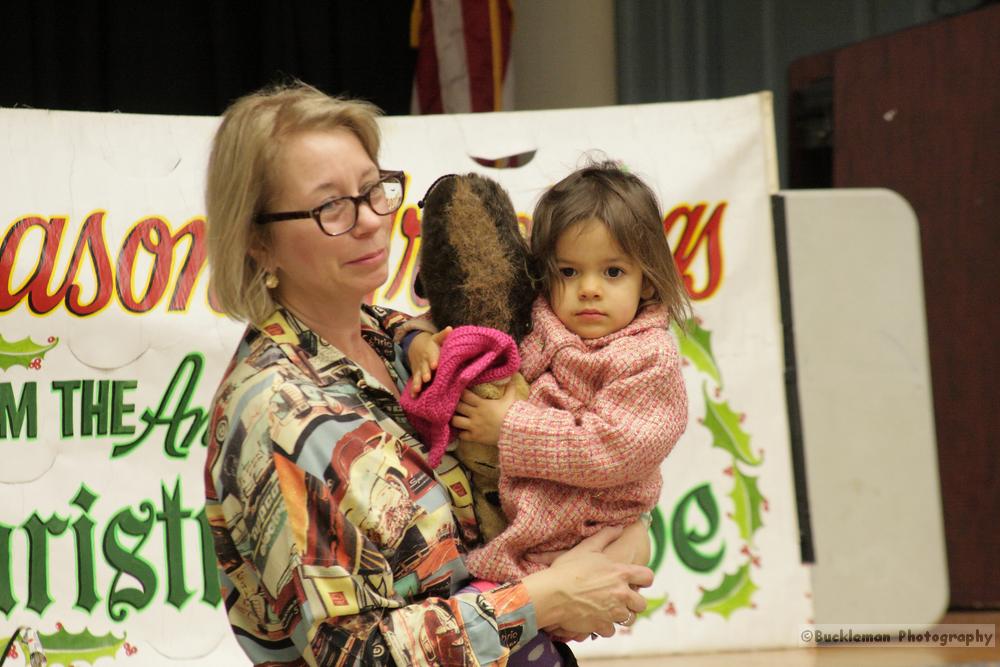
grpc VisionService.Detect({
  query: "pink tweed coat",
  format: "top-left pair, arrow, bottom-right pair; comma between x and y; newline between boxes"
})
466,298 -> 688,581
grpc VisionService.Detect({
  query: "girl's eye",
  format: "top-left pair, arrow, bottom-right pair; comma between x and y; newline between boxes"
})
606,267 -> 625,278
558,267 -> 576,278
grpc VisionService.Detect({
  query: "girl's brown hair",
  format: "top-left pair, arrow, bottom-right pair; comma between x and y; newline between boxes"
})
530,160 -> 691,327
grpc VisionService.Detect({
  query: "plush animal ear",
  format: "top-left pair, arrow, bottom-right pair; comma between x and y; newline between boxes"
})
413,272 -> 426,299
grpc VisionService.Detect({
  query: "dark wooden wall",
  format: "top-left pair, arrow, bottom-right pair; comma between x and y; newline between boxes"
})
789,5 -> 1000,608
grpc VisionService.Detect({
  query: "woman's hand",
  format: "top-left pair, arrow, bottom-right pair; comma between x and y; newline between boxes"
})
600,518 -> 652,566
521,527 -> 653,639
408,327 -> 452,396
527,517 -> 651,568
451,380 -> 518,445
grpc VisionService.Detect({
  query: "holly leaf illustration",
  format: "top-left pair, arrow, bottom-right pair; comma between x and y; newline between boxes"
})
695,561 -> 758,619
0,334 -> 58,371
702,383 -> 761,466
637,594 -> 669,619
675,319 -> 721,386
37,627 -> 127,665
729,465 -> 766,544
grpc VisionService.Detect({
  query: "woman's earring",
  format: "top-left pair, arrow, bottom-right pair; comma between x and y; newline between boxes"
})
265,272 -> 279,289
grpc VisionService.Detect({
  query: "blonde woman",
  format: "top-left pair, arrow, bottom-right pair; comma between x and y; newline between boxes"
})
203,83 -> 651,667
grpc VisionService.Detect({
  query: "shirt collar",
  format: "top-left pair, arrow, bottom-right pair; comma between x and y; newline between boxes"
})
255,305 -> 400,389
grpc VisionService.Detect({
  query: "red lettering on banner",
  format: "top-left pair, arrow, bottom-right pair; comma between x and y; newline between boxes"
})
0,213 -> 208,316
0,216 -> 70,314
166,218 -> 206,311
517,213 -> 532,238
117,217 -> 175,312
383,206 -> 426,307
65,212 -> 114,316
664,202 -> 726,301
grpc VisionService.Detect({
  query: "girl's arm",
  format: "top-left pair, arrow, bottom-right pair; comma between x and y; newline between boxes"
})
499,333 -> 687,489
405,327 -> 452,395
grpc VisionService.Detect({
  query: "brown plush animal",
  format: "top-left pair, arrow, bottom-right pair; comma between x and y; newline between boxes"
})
416,173 -> 537,541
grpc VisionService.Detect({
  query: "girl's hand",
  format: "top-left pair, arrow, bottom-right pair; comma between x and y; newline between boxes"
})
408,328 -> 452,397
451,380 -> 518,445
521,527 -> 652,639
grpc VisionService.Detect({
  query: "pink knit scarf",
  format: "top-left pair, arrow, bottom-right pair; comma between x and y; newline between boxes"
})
399,326 -> 521,467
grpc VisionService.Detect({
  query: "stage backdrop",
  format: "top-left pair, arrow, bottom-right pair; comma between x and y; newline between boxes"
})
0,94 -> 811,665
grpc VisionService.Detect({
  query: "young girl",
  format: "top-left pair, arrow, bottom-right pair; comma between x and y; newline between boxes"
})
452,161 -> 691,582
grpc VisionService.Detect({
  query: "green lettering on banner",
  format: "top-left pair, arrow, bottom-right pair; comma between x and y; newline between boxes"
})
80,380 -> 111,437
0,382 -> 37,438
672,484 -> 725,573
71,486 -> 100,613
112,353 -> 208,459
2,480 -> 222,621
196,508 -> 221,607
23,512 -> 69,615
0,522 -> 16,615
111,380 -> 137,436
103,501 -> 157,622
52,379 -> 81,437
51,379 -> 138,439
157,479 -> 194,609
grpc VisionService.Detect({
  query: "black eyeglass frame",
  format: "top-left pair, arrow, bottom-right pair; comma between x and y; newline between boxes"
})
255,170 -> 406,237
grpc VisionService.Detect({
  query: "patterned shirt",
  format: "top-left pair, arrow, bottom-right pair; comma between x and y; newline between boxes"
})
204,305 -> 537,666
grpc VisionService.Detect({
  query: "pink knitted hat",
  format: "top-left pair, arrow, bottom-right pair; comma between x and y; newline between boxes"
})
400,326 -> 520,467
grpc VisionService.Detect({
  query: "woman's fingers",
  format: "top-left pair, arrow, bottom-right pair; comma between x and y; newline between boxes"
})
526,549 -> 567,566
591,622 -> 616,638
625,564 -> 655,590
624,586 -> 649,615
566,525 -> 625,555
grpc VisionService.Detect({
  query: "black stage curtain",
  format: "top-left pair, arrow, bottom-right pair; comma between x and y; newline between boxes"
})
0,1 -> 416,116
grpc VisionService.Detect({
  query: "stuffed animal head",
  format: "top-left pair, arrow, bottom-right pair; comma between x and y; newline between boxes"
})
416,173 -> 537,343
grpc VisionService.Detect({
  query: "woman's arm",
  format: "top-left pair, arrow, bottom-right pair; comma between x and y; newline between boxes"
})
208,379 -> 649,665
208,413 -> 538,665
524,527 -> 652,637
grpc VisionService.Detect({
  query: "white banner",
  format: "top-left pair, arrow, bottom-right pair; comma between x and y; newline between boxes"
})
0,94 -> 810,665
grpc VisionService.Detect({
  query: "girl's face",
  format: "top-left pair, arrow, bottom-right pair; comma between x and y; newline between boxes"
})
550,218 -> 646,339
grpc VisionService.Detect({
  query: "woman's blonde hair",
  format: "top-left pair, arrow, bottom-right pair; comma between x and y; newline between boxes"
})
205,81 -> 382,324
531,160 -> 692,327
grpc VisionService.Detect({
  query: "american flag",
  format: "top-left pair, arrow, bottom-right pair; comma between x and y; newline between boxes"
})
410,0 -> 514,114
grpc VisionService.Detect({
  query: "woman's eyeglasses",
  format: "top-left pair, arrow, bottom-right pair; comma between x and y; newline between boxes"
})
255,170 -> 405,237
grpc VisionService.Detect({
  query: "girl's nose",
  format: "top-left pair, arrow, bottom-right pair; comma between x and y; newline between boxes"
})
578,279 -> 601,299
